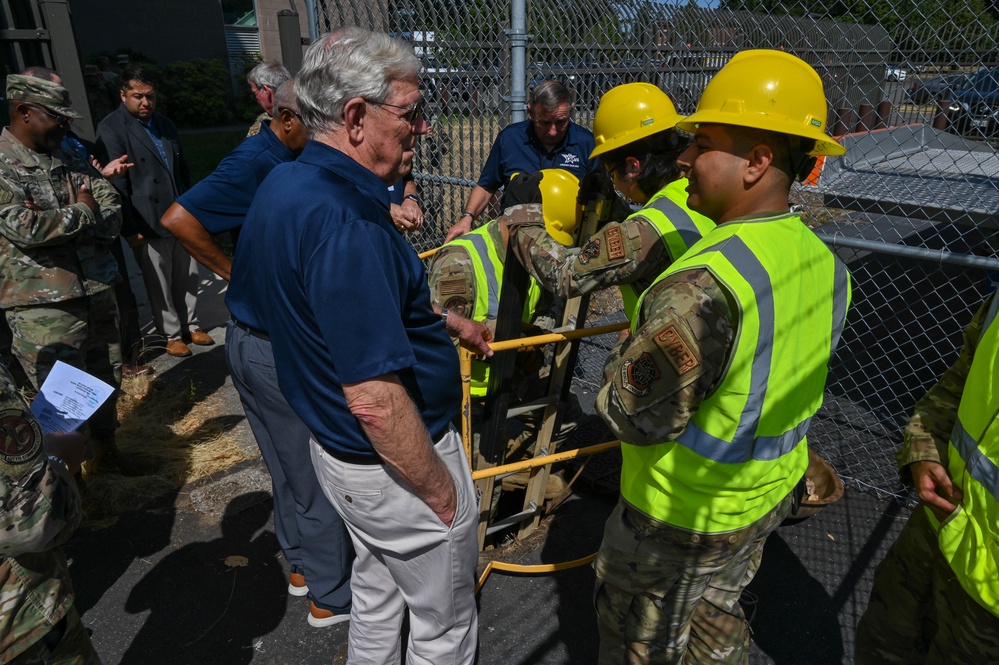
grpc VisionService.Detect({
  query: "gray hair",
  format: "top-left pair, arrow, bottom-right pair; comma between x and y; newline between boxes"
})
296,26 -> 420,138
529,79 -> 574,112
247,61 -> 291,91
272,78 -> 298,113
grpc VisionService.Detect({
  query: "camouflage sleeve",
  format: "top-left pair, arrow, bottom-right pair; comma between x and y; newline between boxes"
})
0,170 -> 102,249
0,366 -> 81,558
596,268 -> 735,446
68,156 -> 121,243
427,244 -> 477,320
897,294 -> 990,480
507,207 -> 675,299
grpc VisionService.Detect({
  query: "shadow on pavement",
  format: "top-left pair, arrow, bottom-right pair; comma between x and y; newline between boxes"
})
119,492 -> 284,664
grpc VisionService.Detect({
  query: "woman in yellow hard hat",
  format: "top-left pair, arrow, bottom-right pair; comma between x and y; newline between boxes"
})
503,81 -> 715,321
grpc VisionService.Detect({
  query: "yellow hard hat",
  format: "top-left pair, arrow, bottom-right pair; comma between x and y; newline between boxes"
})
590,83 -> 682,159
676,50 -> 846,157
539,169 -> 582,246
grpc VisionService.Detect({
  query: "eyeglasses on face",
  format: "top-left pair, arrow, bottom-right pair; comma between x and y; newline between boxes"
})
28,103 -> 73,127
364,97 -> 426,126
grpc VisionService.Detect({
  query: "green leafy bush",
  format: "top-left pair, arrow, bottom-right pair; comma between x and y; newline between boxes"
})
157,58 -> 236,128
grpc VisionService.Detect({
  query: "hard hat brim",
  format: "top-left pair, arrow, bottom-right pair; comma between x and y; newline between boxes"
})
676,112 -> 846,157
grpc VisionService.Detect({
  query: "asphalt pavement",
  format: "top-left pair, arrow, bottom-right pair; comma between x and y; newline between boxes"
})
65,252 -> 914,664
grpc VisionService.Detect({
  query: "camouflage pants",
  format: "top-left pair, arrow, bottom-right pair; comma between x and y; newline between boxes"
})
8,605 -> 102,665
593,494 -> 792,665
6,290 -> 121,440
855,506 -> 999,664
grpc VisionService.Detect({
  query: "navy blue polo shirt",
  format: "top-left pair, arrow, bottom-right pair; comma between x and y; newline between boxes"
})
227,141 -> 460,458
476,119 -> 597,194
175,122 -> 295,233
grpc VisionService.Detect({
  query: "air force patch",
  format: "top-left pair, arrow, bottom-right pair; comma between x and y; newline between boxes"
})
0,408 -> 42,464
620,352 -> 661,397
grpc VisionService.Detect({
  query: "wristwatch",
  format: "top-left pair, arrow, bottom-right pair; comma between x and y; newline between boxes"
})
440,308 -> 449,325
404,194 -> 421,205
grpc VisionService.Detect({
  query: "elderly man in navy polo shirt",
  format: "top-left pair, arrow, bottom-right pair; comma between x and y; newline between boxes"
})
445,79 -> 597,242
228,27 -> 492,664
160,81 -> 355,630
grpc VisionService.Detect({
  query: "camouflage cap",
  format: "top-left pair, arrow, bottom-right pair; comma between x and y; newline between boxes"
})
5,74 -> 83,119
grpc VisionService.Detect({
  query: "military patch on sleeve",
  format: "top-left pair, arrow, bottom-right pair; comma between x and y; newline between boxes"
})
439,277 -> 467,297
605,226 -> 625,260
620,352 -> 662,397
655,324 -> 701,376
578,237 -> 601,264
0,408 -> 42,464
0,189 -> 13,206
444,296 -> 469,318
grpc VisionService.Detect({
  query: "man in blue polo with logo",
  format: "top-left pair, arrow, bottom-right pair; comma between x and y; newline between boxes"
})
445,79 -> 597,241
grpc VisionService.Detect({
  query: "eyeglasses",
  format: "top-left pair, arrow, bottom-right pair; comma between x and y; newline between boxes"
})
28,103 -> 73,127
276,107 -> 303,123
364,98 -> 426,126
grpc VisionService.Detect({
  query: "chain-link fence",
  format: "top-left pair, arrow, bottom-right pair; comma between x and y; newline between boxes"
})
314,0 -> 999,502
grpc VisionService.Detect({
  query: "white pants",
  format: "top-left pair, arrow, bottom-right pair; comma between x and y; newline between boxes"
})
310,430 -> 479,665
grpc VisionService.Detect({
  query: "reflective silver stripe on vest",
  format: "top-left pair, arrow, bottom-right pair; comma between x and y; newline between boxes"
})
951,418 -> 999,498
984,290 -> 999,331
830,258 -> 849,355
465,232 -> 500,319
673,235 -> 813,463
648,194 -> 702,249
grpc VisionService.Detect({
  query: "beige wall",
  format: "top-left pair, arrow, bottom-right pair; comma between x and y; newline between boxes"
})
253,0 -> 394,72
255,0 -> 312,69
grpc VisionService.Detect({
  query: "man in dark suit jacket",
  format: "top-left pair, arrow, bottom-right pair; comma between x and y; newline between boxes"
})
97,65 -> 212,357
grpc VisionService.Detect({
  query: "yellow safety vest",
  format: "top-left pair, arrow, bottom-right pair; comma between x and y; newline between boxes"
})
934,290 -> 999,617
619,178 -> 715,320
447,223 -> 541,397
620,213 -> 851,533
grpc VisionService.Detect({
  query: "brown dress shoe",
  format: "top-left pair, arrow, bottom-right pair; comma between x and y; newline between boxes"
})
189,328 -> 215,346
121,363 -> 154,379
165,339 -> 192,357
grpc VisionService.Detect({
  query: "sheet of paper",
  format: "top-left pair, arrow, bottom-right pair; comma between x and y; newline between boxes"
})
29,361 -> 114,434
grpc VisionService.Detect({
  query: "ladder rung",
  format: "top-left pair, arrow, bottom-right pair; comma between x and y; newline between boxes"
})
485,502 -> 539,535
505,396 -> 557,418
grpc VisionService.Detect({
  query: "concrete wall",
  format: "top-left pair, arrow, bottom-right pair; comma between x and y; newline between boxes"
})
255,0 -> 310,68
67,0 -> 228,66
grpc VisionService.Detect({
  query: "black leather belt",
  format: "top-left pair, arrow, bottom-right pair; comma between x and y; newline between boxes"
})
329,449 -> 384,465
231,316 -> 270,342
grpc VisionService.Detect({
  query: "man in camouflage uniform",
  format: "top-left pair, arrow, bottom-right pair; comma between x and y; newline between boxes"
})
505,83 -> 713,314
0,361 -> 101,664
855,291 -> 999,663
0,75 -> 126,472
428,170 -> 580,504
591,51 -> 850,664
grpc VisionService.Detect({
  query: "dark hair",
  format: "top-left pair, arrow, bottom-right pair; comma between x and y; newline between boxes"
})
600,129 -> 687,198
19,66 -> 59,82
731,127 -> 816,185
119,65 -> 156,91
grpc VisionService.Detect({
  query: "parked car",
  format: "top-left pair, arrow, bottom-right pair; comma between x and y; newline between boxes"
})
947,68 -> 999,137
908,72 -> 973,104
885,65 -> 908,81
